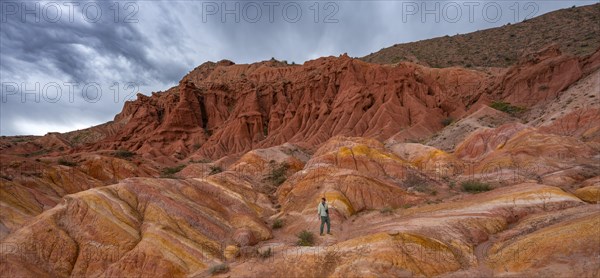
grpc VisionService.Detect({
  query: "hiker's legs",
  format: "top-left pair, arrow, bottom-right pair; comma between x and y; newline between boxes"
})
320,216 -> 326,235
326,216 -> 331,233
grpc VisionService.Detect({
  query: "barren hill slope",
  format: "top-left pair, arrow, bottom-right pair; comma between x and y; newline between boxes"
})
362,4 -> 599,67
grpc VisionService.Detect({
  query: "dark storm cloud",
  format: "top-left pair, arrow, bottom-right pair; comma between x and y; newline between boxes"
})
3,2 -> 136,80
0,0 -> 194,135
0,0 -> 594,135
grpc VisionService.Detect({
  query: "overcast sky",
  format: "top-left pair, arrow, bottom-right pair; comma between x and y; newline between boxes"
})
0,0 -> 595,136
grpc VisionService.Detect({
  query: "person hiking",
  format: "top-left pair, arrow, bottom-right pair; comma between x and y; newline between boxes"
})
317,197 -> 331,236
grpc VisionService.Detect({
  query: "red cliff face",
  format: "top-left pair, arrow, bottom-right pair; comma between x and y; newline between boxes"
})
100,81 -> 208,159
89,55 -> 492,160
84,48 -> 599,161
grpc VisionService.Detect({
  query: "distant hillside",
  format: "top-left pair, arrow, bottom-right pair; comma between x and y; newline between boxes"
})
362,4 -> 599,67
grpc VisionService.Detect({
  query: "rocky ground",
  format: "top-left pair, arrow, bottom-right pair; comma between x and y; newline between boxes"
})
1,8 -> 599,277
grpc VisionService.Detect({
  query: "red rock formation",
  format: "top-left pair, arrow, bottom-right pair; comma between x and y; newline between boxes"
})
486,45 -> 599,107
79,47 -> 596,161
83,55 -> 491,160
94,81 -> 209,159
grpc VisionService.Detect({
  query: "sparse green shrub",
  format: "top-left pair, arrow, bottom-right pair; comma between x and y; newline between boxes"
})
208,263 -> 229,275
113,149 -> 134,158
461,181 -> 492,193
405,172 -> 437,194
190,158 -> 211,163
266,163 -> 289,186
297,230 -> 315,246
449,180 -> 456,189
258,247 -> 272,258
272,219 -> 284,229
174,153 -> 186,160
58,158 -> 77,167
209,165 -> 222,175
71,134 -> 84,144
490,101 -> 525,116
24,149 -> 49,157
161,164 -> 186,178
380,207 -> 393,214
12,137 -> 28,143
405,172 -> 427,187
441,117 -> 454,126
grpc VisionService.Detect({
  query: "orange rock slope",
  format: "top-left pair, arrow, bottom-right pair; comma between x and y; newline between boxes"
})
3,137 -> 599,277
